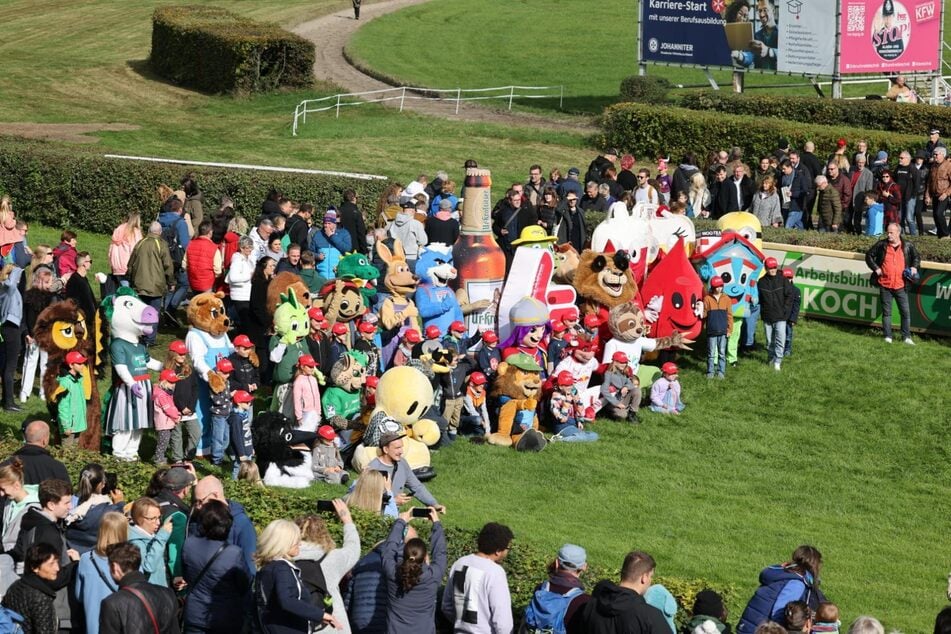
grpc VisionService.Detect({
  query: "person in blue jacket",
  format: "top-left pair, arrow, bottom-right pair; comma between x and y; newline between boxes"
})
310,208 -> 352,280
737,545 -> 825,634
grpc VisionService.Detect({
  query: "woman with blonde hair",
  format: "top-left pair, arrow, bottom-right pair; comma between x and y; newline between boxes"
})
106,212 -> 143,296
256,519 -> 341,632
347,470 -> 397,517
74,511 -> 128,634
294,500 -> 360,633
687,172 -> 712,219
0,459 -> 39,593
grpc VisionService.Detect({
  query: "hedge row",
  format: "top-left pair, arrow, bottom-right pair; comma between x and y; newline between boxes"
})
619,75 -> 674,105
150,6 -> 315,95
677,91 -> 951,137
0,137 -> 390,234
8,439 -> 736,628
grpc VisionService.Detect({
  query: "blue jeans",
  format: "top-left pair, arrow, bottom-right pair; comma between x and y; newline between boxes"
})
879,286 -> 910,339
165,269 -> 190,312
742,302 -> 760,349
211,415 -> 230,464
707,335 -> 727,376
764,320 -> 787,364
141,296 -> 163,346
785,211 -> 803,229
553,424 -> 599,442
784,322 -> 794,356
904,198 -> 918,235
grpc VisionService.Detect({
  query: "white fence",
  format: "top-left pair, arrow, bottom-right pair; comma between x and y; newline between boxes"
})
292,84 -> 564,135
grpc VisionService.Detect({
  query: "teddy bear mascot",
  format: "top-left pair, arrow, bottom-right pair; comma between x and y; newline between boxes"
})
185,291 -> 234,454
351,364 -> 438,478
251,411 -> 317,489
376,239 -> 420,366
572,243 -> 638,349
35,298 -> 104,450
488,352 -> 547,452
601,300 -> 691,382
268,288 -> 314,419
101,287 -> 163,461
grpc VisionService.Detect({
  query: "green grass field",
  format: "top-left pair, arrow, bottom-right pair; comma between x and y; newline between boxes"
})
4,0 -> 951,630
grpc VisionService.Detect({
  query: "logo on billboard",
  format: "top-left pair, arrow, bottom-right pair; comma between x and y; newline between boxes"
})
871,0 -> 910,60
648,38 -> 660,53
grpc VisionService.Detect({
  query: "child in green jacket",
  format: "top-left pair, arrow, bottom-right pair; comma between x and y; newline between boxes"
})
57,350 -> 88,445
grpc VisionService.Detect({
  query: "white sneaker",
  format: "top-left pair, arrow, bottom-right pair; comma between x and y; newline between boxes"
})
773,362 -> 781,371
884,337 -> 893,343
904,338 -> 915,345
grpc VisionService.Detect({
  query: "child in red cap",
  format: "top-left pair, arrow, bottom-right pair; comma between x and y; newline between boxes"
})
57,351 -> 88,446
208,358 -> 234,465
391,329 -> 420,368
353,321 -> 380,376
230,390 -> 255,479
152,369 -> 181,464
549,370 -> 598,442
650,362 -> 685,414
476,330 -> 501,379
228,334 -> 260,395
164,341 -> 200,463
461,372 -> 491,437
600,351 -> 641,423
312,425 -> 348,485
293,355 -> 322,432
546,321 -> 569,376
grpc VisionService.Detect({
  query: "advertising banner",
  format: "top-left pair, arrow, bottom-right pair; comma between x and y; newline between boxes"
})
640,0 -> 835,75
763,243 -> 951,336
839,0 -> 942,74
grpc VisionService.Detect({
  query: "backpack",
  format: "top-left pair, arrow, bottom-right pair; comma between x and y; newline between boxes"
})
0,606 -> 24,634
161,217 -> 186,269
522,581 -> 583,634
296,553 -> 333,613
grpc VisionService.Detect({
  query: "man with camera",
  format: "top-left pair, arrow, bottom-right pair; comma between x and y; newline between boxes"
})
367,431 -> 446,514
865,222 -> 921,345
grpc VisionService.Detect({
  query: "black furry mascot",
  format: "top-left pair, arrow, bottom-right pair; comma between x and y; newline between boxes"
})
252,411 -> 317,488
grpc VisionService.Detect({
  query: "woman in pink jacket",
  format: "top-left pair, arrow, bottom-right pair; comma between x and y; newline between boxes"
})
152,369 -> 182,464
293,355 -> 321,432
107,212 -> 142,296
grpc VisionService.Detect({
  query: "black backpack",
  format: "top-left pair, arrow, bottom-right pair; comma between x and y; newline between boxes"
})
296,553 -> 333,613
162,216 -> 186,269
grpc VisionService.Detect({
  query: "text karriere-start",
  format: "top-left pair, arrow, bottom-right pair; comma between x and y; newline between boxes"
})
649,0 -> 708,10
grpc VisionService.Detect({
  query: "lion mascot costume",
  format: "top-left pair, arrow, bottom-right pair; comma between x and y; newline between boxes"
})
488,352 -> 547,452
185,291 -> 234,454
573,244 -> 638,347
101,288 -> 163,461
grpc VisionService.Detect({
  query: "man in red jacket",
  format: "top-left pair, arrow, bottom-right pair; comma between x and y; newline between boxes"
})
183,220 -> 222,295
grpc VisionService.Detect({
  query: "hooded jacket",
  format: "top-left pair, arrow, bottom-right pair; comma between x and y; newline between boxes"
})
579,580 -> 669,634
737,565 -> 818,633
109,225 -> 142,276
388,213 -> 428,259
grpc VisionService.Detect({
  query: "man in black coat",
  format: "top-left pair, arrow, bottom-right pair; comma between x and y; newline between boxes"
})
100,542 -> 180,634
284,204 -> 313,252
4,420 -> 70,485
722,165 -> 755,214
578,550 -> 668,634
339,190 -> 369,255
64,251 -> 97,326
758,257 -> 795,371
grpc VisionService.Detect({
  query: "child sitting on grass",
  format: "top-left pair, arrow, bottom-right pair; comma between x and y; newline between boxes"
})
650,362 -> 685,415
313,425 -> 348,485
549,371 -> 598,442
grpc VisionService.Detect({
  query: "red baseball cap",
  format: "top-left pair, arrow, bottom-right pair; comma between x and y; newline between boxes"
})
710,276 -> 724,288
308,307 -> 325,321
612,351 -> 629,364
232,334 -> 253,348
551,321 -> 567,333
332,323 -> 348,336
365,375 -> 379,389
358,322 -> 376,334
404,329 -> 422,344
159,369 -> 179,383
481,330 -> 498,344
782,268 -> 794,279
320,320 -> 331,330
318,425 -> 337,441
298,354 -> 317,368
583,314 -> 600,328
563,307 -> 579,320
469,372 -> 487,386
65,351 -> 87,365
556,371 -> 575,387
661,362 -> 678,375
449,320 -> 466,333
425,325 -> 441,339
232,390 -> 254,404
764,257 -> 779,269
168,340 -> 188,355
216,358 -> 234,373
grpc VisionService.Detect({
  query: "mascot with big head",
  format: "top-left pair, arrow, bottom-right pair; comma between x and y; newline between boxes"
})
101,288 -> 163,460
268,288 -> 312,418
185,291 -> 234,454
488,352 -> 547,452
252,411 -> 318,489
376,239 -> 420,366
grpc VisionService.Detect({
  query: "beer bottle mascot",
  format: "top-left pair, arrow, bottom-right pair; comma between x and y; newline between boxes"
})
102,288 -> 163,461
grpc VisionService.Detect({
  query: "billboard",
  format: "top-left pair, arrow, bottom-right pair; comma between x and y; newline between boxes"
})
763,243 -> 951,336
640,0 -> 835,75
839,0 -> 942,73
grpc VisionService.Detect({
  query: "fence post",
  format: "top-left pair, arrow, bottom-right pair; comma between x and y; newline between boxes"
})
456,88 -> 461,114
400,87 -> 406,112
292,104 -> 298,136
336,94 -> 341,119
508,85 -> 515,110
559,85 -> 564,110
302,102 -> 307,126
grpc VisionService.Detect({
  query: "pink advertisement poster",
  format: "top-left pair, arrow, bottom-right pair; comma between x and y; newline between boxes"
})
839,0 -> 942,74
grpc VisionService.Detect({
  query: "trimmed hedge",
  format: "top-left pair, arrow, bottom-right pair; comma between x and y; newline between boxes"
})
150,6 -> 315,95
0,137 -> 390,234
677,91 -> 951,137
5,438 -> 735,628
619,75 -> 673,105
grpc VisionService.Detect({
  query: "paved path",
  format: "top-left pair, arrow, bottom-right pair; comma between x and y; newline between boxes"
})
292,0 -> 595,134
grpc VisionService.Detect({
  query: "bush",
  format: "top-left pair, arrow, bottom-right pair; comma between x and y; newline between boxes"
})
150,6 -> 315,95
619,75 -> 673,105
677,91 -> 951,137
1,436 -> 734,627
0,137 -> 390,233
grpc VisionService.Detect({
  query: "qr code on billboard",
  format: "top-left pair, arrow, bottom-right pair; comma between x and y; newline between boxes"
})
847,4 -> 865,32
